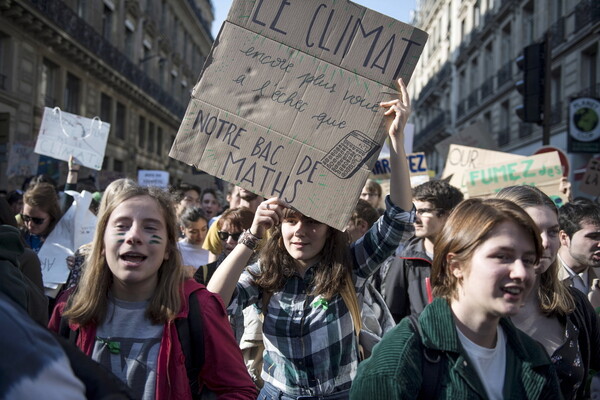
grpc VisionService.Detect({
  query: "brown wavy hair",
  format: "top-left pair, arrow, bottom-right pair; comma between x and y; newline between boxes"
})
496,185 -> 575,316
23,182 -> 62,236
253,208 -> 351,300
63,184 -> 184,326
432,198 -> 543,302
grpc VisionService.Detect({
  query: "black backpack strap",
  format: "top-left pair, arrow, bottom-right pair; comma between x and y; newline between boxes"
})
176,290 -> 205,400
407,314 -> 443,400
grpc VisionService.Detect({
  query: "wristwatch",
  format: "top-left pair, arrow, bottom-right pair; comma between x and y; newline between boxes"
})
239,229 -> 261,251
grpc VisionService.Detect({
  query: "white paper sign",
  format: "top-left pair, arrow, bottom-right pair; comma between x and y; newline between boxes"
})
40,190 -> 97,289
7,142 -> 39,177
138,170 -> 170,188
34,107 -> 110,170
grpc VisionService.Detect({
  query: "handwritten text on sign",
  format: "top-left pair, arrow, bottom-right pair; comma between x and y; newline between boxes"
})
170,0 -> 427,230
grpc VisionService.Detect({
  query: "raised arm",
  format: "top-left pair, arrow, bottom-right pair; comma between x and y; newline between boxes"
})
206,197 -> 283,305
380,78 -> 412,211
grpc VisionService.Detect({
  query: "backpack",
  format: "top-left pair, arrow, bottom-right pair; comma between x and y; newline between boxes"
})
407,314 -> 444,400
340,272 -> 396,359
59,290 -> 210,399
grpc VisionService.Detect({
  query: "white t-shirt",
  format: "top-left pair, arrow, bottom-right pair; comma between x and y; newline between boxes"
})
178,240 -> 210,268
456,325 -> 507,400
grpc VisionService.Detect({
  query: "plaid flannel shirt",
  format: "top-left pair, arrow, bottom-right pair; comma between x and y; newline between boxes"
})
228,195 -> 415,396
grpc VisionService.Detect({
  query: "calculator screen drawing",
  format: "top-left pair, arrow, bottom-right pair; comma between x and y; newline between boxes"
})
321,130 -> 380,179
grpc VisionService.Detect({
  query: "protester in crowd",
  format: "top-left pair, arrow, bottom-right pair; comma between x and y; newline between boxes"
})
345,199 -> 380,243
208,78 -> 415,399
351,198 -> 561,399
20,182 -> 62,253
171,182 -> 202,218
178,206 -> 209,277
360,179 -> 384,214
0,197 -> 44,293
64,178 -> 137,291
49,184 -> 256,400
204,184 -> 263,262
7,190 -> 23,216
497,185 -> 600,399
557,199 -> 600,309
193,207 -> 263,387
201,187 -> 222,221
377,179 -> 464,323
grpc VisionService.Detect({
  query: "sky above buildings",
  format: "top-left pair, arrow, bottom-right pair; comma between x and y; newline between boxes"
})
210,0 -> 417,38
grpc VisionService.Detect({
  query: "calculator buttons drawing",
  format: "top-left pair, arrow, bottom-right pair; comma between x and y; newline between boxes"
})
321,130 -> 380,179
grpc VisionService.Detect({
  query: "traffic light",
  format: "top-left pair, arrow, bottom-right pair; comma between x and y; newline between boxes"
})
515,43 -> 545,123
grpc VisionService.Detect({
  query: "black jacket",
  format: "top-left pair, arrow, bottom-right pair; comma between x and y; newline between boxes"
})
377,236 -> 432,323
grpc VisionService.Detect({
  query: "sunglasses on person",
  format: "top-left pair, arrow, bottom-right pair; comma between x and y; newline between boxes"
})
217,231 -> 242,241
21,214 -> 46,225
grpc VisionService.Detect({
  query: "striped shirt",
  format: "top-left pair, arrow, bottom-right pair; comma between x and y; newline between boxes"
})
228,195 -> 415,396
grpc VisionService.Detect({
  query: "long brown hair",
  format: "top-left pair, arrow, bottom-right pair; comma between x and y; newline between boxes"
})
23,182 -> 62,236
496,185 -> 575,316
432,198 -> 543,302
64,185 -> 184,326
254,208 -> 351,300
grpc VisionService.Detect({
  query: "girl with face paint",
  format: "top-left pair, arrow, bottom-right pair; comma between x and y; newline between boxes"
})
48,184 -> 256,400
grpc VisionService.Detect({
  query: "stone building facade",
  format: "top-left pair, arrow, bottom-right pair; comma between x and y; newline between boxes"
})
0,0 -> 215,191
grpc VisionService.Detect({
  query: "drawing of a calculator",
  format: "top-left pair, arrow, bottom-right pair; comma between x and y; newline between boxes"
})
321,130 -> 380,179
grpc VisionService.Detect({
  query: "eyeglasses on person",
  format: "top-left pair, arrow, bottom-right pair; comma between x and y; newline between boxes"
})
21,214 -> 46,225
218,231 -> 242,241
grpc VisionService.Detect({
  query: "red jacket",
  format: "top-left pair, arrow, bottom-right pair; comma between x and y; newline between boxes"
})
49,279 -> 257,400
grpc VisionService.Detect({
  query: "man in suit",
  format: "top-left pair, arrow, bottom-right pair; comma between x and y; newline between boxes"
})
558,199 -> 600,307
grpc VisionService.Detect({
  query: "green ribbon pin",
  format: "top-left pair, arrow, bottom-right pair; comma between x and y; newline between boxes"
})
96,336 -> 121,354
312,297 -> 329,310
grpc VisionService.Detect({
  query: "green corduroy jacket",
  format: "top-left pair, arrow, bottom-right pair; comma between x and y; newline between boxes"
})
350,297 -> 562,399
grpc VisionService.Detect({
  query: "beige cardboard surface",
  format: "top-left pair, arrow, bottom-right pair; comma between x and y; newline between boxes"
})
170,0 -> 427,230
579,157 -> 600,196
465,152 -> 568,205
441,144 -> 524,192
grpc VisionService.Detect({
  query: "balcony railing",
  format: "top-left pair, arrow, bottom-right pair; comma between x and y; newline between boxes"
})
467,90 -> 479,110
496,62 -> 513,87
480,79 -> 494,100
27,0 -> 186,118
457,100 -> 466,119
575,83 -> 600,98
575,0 -> 600,32
497,127 -> 510,146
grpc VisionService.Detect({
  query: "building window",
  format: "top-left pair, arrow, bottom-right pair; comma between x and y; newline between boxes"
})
64,73 -> 81,114
114,158 -> 123,172
498,101 -> 510,146
100,93 -> 112,123
473,1 -> 481,28
522,1 -> 534,45
76,0 -> 86,18
138,115 -> 146,148
501,24 -> 511,61
40,58 -> 58,107
582,45 -> 598,94
125,20 -> 135,60
116,102 -> 126,140
102,4 -> 113,40
148,121 -> 155,153
157,126 -> 163,156
173,16 -> 178,49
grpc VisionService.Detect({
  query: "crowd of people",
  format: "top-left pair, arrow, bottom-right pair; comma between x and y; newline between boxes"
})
0,78 -> 599,400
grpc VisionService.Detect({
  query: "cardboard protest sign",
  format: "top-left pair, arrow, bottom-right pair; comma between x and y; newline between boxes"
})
579,157 -> 600,196
34,107 -> 110,170
138,170 -> 170,188
465,152 -> 568,206
40,191 -> 97,294
169,0 -> 427,230
441,144 -> 524,192
7,141 -> 39,177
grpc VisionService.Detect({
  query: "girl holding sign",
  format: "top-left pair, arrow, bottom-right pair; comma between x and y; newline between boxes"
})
49,184 -> 257,400
207,78 -> 415,399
